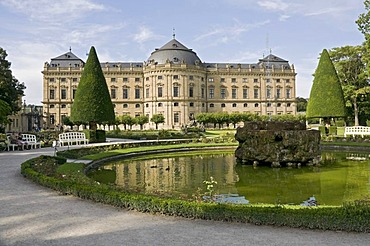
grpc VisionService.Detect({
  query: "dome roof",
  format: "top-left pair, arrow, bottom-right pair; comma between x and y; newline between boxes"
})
147,38 -> 202,65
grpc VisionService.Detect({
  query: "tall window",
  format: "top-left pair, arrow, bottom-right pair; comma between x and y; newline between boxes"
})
173,86 -> 179,97
209,88 -> 214,99
174,112 -> 179,123
201,87 -> 205,98
266,88 -> 271,99
135,88 -> 140,99
145,88 -> 149,98
232,88 -> 237,99
243,88 -> 248,99
158,87 -> 163,97
50,115 -> 55,125
111,88 -> 116,99
123,88 -> 129,99
286,88 -> 291,99
276,88 -> 281,99
49,89 -> 55,99
221,88 -> 226,99
72,89 -> 77,99
189,86 -> 194,98
254,89 -> 259,99
61,89 -> 67,99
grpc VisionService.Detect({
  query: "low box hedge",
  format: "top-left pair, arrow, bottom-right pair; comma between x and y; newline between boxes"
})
21,155 -> 370,232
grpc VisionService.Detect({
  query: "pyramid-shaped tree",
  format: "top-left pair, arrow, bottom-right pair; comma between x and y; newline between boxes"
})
70,46 -> 115,130
306,49 -> 346,121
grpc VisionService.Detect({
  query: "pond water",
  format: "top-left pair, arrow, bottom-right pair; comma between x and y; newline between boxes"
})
88,150 -> 370,205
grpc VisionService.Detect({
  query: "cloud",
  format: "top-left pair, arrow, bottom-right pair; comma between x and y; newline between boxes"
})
1,0 -> 106,22
132,26 -> 164,44
66,23 -> 126,46
257,0 -> 289,11
279,14 -> 290,21
195,19 -> 270,43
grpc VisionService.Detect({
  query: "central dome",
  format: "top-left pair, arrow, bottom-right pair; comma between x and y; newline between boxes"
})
147,38 -> 202,65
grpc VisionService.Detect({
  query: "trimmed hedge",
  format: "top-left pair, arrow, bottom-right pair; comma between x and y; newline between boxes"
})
21,155 -> 370,232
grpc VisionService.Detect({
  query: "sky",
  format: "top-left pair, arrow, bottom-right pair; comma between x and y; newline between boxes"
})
0,0 -> 366,105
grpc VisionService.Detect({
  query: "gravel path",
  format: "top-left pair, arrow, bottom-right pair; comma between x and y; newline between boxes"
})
0,144 -> 369,246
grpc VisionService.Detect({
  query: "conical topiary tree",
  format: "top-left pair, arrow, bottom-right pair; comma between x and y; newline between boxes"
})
70,46 -> 115,130
306,49 -> 346,121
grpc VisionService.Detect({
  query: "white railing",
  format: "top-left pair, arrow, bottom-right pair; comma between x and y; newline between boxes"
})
344,126 -> 370,138
21,134 -> 41,149
58,132 -> 89,146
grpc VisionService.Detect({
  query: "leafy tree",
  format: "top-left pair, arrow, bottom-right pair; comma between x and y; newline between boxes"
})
151,114 -> 165,129
62,116 -> 74,128
0,47 -> 25,116
136,115 -> 149,130
329,45 -> 368,125
70,46 -> 115,130
306,49 -> 346,122
356,0 -> 370,77
296,97 -> 308,112
229,112 -> 243,128
0,99 -> 11,126
119,115 -> 135,130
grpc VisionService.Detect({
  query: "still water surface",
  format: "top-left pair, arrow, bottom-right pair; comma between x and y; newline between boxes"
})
89,151 -> 370,205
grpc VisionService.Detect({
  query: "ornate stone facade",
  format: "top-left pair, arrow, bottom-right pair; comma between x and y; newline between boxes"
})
42,38 -> 297,130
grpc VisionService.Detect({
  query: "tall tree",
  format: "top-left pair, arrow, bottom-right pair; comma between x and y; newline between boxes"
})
70,46 -> 115,130
306,49 -> 346,121
0,47 -> 25,115
0,99 -> 11,125
356,0 -> 370,77
329,45 -> 368,125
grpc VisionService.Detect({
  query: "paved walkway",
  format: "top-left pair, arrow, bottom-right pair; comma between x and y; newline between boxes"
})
0,141 -> 369,246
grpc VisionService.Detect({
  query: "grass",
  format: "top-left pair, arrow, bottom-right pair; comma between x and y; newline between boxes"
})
81,142 -> 238,160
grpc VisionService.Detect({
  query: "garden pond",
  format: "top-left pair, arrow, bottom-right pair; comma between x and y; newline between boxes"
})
88,150 -> 370,206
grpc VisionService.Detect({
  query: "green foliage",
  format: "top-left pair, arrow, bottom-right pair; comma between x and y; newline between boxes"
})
306,49 -> 346,119
118,115 -> 135,130
70,46 -> 115,128
196,112 -> 305,128
21,154 -> 370,232
62,116 -> 74,127
0,99 -> 11,125
0,47 -> 25,116
151,114 -> 165,129
135,115 -> 149,130
83,129 -> 106,143
296,97 -> 308,112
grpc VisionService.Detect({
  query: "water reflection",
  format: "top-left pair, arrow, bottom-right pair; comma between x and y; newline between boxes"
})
88,151 -> 370,205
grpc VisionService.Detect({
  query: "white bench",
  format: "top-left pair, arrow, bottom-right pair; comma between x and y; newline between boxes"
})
21,134 -> 41,149
344,126 -> 370,138
58,132 -> 89,146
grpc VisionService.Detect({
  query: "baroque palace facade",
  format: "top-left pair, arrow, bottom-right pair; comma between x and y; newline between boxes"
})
42,37 -> 297,130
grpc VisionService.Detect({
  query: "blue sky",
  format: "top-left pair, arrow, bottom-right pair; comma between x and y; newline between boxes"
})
0,0 -> 365,104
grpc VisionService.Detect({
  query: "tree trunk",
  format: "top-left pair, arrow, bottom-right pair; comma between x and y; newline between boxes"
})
354,98 -> 359,126
89,121 -> 97,130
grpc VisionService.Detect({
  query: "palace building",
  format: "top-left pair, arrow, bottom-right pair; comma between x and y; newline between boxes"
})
42,37 -> 297,130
